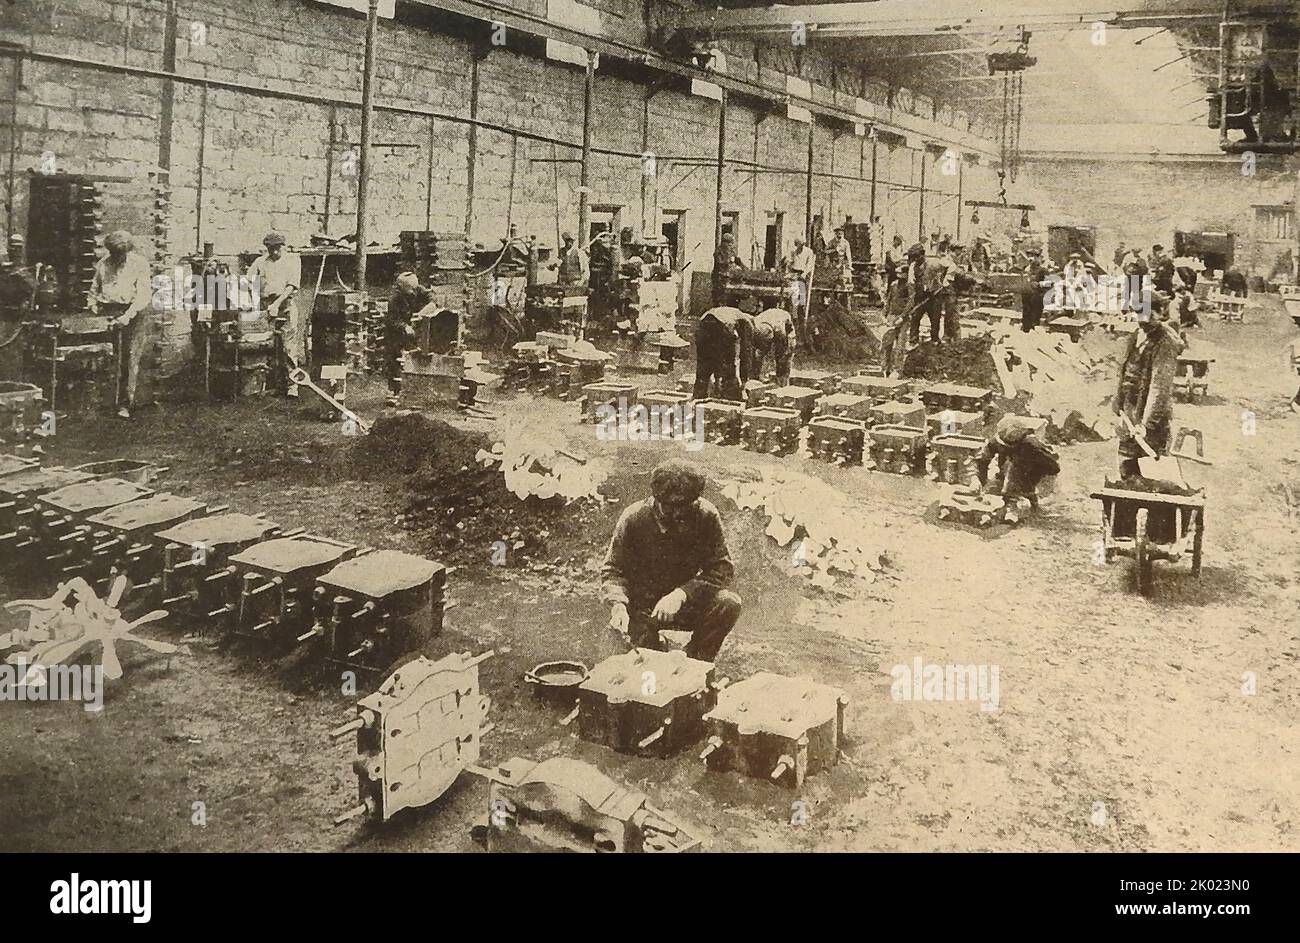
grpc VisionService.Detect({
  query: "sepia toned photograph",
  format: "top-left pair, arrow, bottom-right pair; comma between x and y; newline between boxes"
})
0,0 -> 1294,897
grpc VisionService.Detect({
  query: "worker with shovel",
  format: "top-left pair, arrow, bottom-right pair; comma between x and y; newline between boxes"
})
1113,292 -> 1185,479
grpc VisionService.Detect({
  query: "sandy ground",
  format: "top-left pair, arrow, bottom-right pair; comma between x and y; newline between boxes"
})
1,299 -> 1297,853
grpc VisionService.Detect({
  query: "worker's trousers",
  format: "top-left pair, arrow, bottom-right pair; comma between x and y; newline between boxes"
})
693,315 -> 742,401
105,304 -> 147,408
760,333 -> 793,387
627,586 -> 742,663
924,291 -> 959,342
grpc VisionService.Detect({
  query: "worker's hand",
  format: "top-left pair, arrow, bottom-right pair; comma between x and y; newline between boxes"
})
609,603 -> 630,635
651,588 -> 686,623
114,313 -> 135,328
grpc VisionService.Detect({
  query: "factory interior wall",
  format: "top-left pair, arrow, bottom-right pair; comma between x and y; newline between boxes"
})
1,0 -> 997,283
1018,154 -> 1299,277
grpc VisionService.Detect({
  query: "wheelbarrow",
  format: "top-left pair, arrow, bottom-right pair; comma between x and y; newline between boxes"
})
1093,421 -> 1209,595
1089,485 -> 1205,596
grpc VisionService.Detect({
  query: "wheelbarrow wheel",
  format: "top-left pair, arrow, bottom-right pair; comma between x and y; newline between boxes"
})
1133,508 -> 1154,596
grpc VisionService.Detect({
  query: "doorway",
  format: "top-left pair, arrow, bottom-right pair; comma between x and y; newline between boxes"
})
764,212 -> 785,270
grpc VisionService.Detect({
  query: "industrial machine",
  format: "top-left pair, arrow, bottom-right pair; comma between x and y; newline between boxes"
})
1209,18 -> 1299,153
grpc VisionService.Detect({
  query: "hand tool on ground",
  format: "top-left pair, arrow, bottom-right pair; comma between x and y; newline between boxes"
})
287,366 -> 371,434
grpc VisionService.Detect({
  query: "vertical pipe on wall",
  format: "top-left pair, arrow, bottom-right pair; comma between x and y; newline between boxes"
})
804,119 -> 814,239
157,0 -> 177,176
426,115 -> 435,229
578,50 -> 595,242
5,55 -> 19,240
715,87 -> 727,249
827,130 -> 835,225
506,133 -> 518,234
641,86 -> 651,235
464,51 -> 483,243
194,82 -> 208,252
956,158 -> 963,241
355,0 -> 380,287
323,104 -> 336,235
749,115 -> 760,267
868,137 -> 878,225
918,150 -> 926,242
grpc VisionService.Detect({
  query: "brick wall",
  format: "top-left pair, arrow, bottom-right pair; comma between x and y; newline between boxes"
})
1,0 -> 998,284
1019,154 -> 1298,277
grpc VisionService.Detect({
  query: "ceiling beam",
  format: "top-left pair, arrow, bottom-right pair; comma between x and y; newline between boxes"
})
672,1 -> 1293,41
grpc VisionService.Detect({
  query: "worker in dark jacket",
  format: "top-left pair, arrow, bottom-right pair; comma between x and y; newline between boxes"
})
693,303 -> 755,400
1020,247 -> 1051,332
601,459 -> 742,662
975,414 -> 1061,512
384,272 -> 432,404
1113,294 -> 1186,479
1220,267 -> 1248,296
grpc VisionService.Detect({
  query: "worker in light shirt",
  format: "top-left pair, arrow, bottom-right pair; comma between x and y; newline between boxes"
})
247,232 -> 302,369
89,230 -> 153,419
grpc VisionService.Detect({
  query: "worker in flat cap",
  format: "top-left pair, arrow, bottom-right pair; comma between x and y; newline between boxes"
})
975,414 -> 1061,520
601,458 -> 742,662
384,272 -> 432,406
554,232 -> 589,287
246,232 -> 301,382
89,230 -> 153,418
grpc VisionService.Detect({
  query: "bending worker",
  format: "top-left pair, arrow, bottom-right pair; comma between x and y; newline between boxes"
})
752,306 -> 795,387
693,302 -> 755,400
88,230 -> 152,419
602,459 -> 742,663
975,414 -> 1061,514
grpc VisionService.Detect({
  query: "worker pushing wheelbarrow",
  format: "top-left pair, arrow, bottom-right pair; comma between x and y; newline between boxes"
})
1093,296 -> 1209,595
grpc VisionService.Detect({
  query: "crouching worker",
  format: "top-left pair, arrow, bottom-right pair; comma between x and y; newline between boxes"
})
752,306 -> 795,387
601,459 -> 742,663
975,414 -> 1061,515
